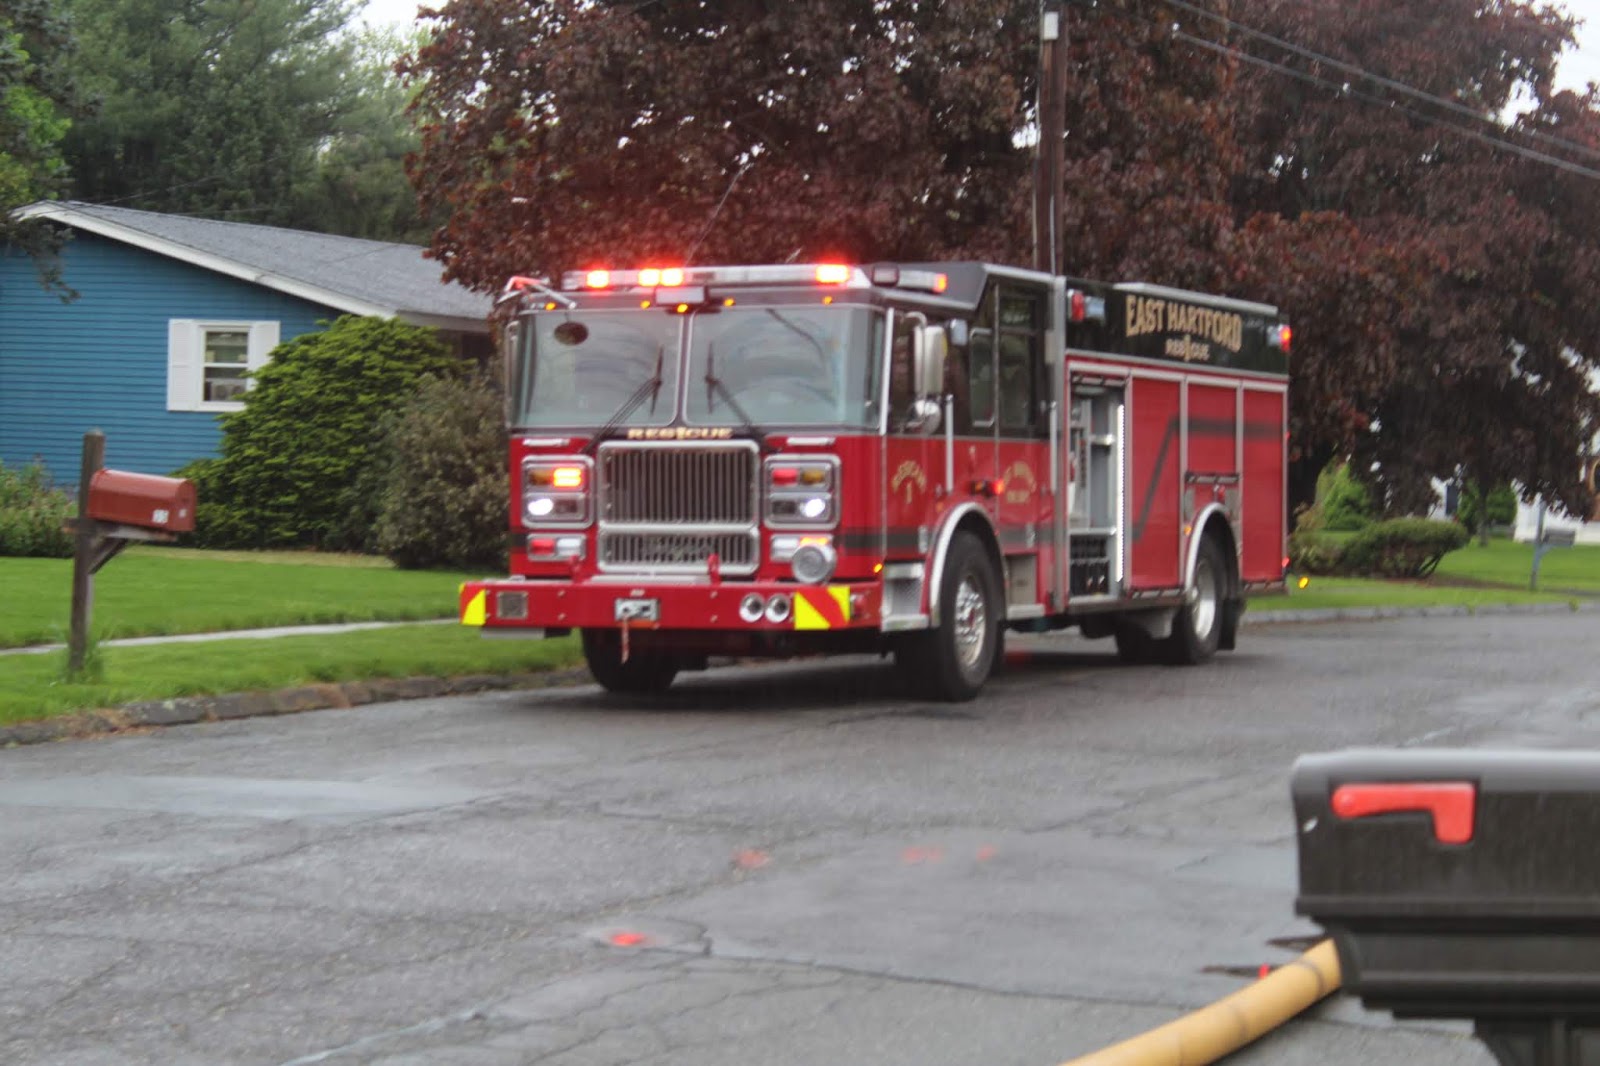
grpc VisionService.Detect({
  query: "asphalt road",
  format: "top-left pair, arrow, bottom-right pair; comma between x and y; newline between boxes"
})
6,612 -> 1595,1066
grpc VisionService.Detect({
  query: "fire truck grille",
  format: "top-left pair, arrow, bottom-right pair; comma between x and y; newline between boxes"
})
599,530 -> 759,573
598,443 -> 759,525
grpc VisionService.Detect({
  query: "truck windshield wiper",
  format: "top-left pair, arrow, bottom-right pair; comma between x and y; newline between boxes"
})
583,346 -> 665,455
764,308 -> 831,371
704,342 -> 771,453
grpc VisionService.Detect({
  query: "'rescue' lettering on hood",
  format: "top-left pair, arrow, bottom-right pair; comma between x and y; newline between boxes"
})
624,427 -> 736,440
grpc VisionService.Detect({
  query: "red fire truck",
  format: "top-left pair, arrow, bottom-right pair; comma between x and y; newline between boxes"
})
460,262 -> 1289,701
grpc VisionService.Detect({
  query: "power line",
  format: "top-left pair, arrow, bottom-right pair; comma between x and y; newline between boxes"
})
1161,0 -> 1600,166
1174,28 -> 1600,182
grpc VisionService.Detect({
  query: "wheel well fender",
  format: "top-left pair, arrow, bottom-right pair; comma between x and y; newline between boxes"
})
1186,506 -> 1239,596
927,504 -> 1005,626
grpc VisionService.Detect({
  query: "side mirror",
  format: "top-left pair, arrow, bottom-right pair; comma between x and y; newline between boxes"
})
500,319 -> 523,424
911,322 -> 948,399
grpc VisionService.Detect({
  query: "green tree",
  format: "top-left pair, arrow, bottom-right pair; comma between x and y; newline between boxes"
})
288,27 -> 436,242
373,373 -> 507,570
60,0 -> 357,225
1,0 -> 83,284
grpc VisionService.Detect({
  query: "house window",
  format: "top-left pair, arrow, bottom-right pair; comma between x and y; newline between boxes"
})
167,319 -> 281,412
203,328 -> 250,403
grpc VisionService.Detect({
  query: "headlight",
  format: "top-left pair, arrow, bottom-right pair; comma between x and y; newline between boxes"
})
765,456 -> 838,528
522,457 -> 592,526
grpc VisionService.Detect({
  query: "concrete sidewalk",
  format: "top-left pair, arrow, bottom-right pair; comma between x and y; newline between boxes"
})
0,617 -> 455,656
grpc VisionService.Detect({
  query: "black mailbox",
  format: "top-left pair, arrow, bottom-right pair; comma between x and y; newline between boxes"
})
1293,749 -> 1600,1066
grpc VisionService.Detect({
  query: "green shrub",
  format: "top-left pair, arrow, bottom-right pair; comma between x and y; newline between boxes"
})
0,460 -> 75,558
191,316 -> 459,550
1319,463 -> 1373,532
373,373 -> 508,570
1338,518 -> 1470,578
1287,529 -> 1345,576
1458,481 -> 1518,535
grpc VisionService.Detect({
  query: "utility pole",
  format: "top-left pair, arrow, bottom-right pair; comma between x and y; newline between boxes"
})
1034,1 -> 1068,275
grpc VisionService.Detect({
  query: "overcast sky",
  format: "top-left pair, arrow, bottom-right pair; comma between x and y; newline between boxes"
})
354,0 -> 1600,94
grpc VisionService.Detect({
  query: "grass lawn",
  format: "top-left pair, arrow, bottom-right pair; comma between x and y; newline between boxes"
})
1264,575 -> 1574,612
0,626 -> 582,725
1432,538 -> 1600,593
0,546 -> 489,648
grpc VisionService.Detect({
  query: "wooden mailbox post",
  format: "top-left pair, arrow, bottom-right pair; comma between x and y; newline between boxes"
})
65,430 -> 197,676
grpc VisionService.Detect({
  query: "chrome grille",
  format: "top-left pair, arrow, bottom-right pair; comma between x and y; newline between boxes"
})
596,442 -> 760,574
599,530 -> 758,572
598,443 -> 759,525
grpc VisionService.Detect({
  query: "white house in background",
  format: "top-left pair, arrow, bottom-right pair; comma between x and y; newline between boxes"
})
1512,364 -> 1600,545
1427,365 -> 1600,545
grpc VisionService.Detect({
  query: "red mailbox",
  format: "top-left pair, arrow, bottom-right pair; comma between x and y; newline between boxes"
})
86,470 -> 196,533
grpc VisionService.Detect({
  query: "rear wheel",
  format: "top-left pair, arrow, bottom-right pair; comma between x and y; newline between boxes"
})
581,628 -> 679,694
1160,535 -> 1226,665
895,532 -> 1002,701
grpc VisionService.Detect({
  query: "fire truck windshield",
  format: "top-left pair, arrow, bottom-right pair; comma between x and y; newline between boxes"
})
685,306 -> 883,429
513,310 -> 681,429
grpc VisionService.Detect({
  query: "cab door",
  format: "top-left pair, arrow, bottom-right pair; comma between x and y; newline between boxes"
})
968,281 -> 1053,612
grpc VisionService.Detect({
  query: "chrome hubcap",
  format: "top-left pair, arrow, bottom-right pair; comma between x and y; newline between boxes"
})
1191,555 -> 1218,640
954,575 -> 987,669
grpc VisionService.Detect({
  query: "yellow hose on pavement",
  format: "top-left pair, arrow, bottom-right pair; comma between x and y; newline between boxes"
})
1059,940 -> 1342,1066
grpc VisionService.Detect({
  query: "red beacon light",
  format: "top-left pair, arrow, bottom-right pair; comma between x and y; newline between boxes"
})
815,264 -> 851,285
585,269 -> 611,290
1068,289 -> 1108,324
1270,323 -> 1293,353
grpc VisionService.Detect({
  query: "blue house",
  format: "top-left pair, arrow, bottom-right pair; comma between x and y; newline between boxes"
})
0,202 -> 492,481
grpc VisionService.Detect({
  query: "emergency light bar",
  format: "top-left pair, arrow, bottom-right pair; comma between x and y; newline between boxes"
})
556,263 -> 949,295
562,264 -> 870,291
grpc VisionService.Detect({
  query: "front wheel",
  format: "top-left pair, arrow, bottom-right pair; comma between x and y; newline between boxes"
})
1160,536 -> 1226,665
581,628 -> 679,694
895,531 -> 1002,702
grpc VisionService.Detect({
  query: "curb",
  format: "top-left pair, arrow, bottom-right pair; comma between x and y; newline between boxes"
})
1245,598 -> 1599,625
0,667 -> 595,749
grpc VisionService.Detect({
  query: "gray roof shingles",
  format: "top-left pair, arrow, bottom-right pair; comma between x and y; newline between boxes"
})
39,201 -> 491,325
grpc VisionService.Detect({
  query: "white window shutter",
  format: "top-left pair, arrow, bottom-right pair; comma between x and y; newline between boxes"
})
247,321 -> 280,379
167,319 -> 200,411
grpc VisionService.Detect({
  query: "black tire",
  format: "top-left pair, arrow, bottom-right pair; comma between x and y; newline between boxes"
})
1160,535 -> 1226,665
895,531 -> 1002,701
581,628 -> 679,694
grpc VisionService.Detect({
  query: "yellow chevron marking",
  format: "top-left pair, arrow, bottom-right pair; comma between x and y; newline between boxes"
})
793,592 -> 830,630
461,589 -> 487,627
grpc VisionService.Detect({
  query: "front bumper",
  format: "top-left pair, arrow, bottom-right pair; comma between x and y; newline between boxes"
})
459,579 -> 881,632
